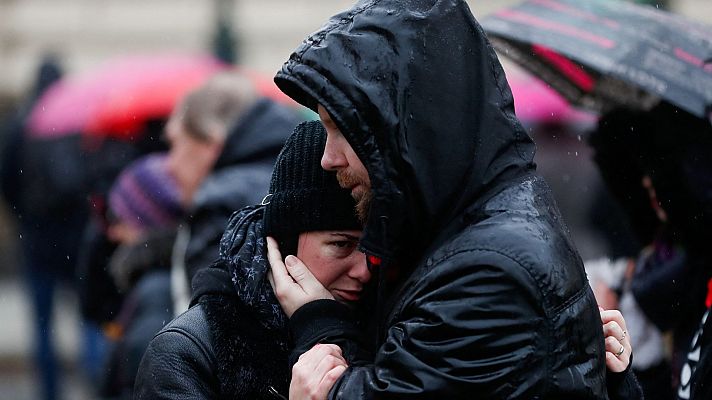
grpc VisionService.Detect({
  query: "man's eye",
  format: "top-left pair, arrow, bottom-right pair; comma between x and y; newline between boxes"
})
330,241 -> 354,249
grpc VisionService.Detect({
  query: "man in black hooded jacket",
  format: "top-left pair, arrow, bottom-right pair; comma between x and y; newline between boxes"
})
267,0 -> 640,398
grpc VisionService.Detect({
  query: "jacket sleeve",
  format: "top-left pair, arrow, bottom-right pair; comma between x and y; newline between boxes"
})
289,299 -> 371,368
606,355 -> 644,400
291,252 -> 548,399
134,328 -> 220,399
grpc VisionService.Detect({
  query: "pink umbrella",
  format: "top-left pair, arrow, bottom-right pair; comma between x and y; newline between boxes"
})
85,64 -> 298,141
26,53 -> 227,140
507,68 -> 596,126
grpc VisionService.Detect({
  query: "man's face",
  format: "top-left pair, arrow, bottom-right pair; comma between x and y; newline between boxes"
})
164,113 -> 222,206
296,230 -> 370,302
318,105 -> 372,222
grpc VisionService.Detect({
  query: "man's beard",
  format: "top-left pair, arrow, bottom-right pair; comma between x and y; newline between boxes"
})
337,170 -> 372,224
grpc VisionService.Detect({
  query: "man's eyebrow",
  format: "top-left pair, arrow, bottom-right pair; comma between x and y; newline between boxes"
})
329,233 -> 360,241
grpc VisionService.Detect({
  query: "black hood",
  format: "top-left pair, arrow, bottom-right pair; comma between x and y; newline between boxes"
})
275,0 -> 535,263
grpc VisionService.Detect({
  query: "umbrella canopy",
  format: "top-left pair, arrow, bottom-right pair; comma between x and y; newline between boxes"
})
482,0 -> 712,118
507,67 -> 596,126
27,53 -> 227,140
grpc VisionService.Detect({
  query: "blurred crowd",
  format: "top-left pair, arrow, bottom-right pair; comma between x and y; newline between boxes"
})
0,54 -> 305,400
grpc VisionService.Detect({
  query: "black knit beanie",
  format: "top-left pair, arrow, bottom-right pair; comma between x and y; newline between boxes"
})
263,121 -> 361,244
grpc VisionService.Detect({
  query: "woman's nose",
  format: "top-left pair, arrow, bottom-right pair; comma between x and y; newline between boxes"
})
349,255 -> 372,283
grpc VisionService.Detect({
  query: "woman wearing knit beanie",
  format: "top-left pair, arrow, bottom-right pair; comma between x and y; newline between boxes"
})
100,153 -> 185,399
134,121 -> 370,399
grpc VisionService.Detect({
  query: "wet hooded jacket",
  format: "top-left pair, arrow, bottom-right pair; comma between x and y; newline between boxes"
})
274,0 -> 624,398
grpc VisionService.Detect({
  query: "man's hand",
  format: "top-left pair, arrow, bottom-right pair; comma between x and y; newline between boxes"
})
290,344 -> 348,400
267,236 -> 334,317
600,308 -> 632,373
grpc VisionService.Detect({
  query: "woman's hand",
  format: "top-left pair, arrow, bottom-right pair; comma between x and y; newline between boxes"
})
600,308 -> 633,373
267,236 -> 334,317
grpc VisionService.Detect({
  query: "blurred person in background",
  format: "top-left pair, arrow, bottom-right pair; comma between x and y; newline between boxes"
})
0,54 -> 90,400
588,104 -> 712,399
135,121 -> 366,399
74,120 -> 169,395
97,153 -> 184,400
164,71 -> 301,314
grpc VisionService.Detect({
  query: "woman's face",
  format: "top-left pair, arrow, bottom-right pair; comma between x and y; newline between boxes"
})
296,230 -> 370,302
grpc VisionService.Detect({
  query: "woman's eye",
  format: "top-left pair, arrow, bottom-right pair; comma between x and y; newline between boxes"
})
331,241 -> 352,248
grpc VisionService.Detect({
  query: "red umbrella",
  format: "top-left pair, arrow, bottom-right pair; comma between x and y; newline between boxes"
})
84,63 -> 298,140
506,68 -> 596,126
27,53 -> 227,140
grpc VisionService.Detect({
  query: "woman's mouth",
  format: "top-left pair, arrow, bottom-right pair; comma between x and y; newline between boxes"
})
333,289 -> 362,302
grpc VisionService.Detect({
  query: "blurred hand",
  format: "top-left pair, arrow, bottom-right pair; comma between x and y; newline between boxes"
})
600,308 -> 632,373
290,343 -> 347,400
267,236 -> 334,317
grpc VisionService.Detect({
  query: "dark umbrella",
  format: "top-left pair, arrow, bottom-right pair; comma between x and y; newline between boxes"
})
482,0 -> 712,118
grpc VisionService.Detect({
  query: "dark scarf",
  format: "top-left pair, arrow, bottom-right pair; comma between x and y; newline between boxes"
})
192,205 -> 289,399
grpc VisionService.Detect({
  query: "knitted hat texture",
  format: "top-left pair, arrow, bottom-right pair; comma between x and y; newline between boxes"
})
108,153 -> 183,231
263,121 -> 360,237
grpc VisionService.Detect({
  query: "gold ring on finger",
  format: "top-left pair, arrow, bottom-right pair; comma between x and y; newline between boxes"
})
615,345 -> 625,357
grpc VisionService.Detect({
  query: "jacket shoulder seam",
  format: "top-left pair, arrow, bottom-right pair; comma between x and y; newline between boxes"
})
430,247 -> 547,309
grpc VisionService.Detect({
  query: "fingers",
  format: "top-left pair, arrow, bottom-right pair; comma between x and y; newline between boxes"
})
267,237 -> 295,291
602,310 -> 633,373
313,351 -> 347,382
605,336 -> 624,356
285,255 -> 323,293
605,351 -> 627,373
318,365 -> 347,398
604,336 -> 628,372
603,321 -> 626,343
601,309 -> 632,357
291,344 -> 347,400
267,270 -> 275,290
600,309 -> 628,333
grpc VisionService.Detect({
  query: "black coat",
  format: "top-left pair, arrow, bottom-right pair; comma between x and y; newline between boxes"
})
132,275 -> 290,400
274,0 -> 637,398
135,207 -> 292,399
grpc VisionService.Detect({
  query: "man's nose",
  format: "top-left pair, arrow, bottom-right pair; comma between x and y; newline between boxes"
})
321,135 -> 347,171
